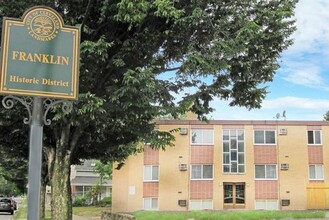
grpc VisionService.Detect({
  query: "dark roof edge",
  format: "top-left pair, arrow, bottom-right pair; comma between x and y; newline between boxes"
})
154,120 -> 329,126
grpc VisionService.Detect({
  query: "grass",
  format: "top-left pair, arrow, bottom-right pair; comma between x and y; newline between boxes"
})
133,210 -> 326,220
13,204 -> 326,220
72,206 -> 110,216
13,204 -> 109,219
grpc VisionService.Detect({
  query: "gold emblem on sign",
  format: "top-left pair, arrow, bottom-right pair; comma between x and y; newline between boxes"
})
26,9 -> 60,41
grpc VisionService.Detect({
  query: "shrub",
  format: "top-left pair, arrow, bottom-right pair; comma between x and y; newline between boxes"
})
99,197 -> 112,207
72,196 -> 88,207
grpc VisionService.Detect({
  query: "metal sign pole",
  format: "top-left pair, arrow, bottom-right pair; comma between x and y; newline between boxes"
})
27,97 -> 43,220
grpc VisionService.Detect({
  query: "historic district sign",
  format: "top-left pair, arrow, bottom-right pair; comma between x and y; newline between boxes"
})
0,6 -> 80,99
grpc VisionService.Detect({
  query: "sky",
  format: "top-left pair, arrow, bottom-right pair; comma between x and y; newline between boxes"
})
209,0 -> 329,121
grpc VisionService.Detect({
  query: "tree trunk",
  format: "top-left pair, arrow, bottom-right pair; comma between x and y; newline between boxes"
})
50,152 -> 72,220
40,181 -> 46,219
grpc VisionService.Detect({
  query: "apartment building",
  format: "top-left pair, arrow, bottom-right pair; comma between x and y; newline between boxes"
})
112,119 -> 329,212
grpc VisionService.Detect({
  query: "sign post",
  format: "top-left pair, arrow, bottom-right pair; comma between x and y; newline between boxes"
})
0,6 -> 80,220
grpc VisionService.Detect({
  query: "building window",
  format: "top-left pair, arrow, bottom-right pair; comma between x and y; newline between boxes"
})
191,129 -> 214,145
144,165 -> 159,181
255,200 -> 278,210
189,199 -> 213,210
309,164 -> 324,180
254,130 -> 276,145
255,165 -> 277,179
191,165 -> 213,180
308,130 -> 321,145
223,129 -> 245,173
143,197 -> 158,210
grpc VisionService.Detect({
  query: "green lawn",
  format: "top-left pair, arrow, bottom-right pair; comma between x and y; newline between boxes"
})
14,205 -> 326,220
133,210 -> 326,220
72,206 -> 110,216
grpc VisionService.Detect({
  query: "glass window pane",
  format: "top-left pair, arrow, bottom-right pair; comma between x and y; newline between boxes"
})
255,165 -> 265,178
236,184 -> 245,204
144,166 -> 152,180
308,131 -> 314,144
231,162 -> 237,173
238,165 -> 245,173
265,131 -> 275,144
191,165 -> 202,179
223,153 -> 230,164
152,166 -> 159,180
266,165 -> 276,179
230,130 -> 237,138
202,130 -> 213,144
231,151 -> 237,161
223,142 -> 230,152
151,198 -> 158,209
190,200 -> 202,210
223,165 -> 230,173
267,200 -> 278,210
223,130 -> 229,140
316,165 -> 324,179
238,130 -> 244,140
254,131 -> 264,144
144,198 -> 151,209
231,139 -> 237,149
191,130 -> 202,144
238,142 -> 244,152
203,165 -> 213,179
202,200 -> 212,209
255,200 -> 266,210
309,165 -> 316,179
238,153 -> 244,164
224,185 -> 233,204
314,131 -> 321,144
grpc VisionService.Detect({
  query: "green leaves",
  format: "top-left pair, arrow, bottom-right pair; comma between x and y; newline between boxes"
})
0,0 -> 298,182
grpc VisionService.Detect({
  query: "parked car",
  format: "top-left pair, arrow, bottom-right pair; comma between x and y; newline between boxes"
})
10,198 -> 17,210
0,198 -> 14,215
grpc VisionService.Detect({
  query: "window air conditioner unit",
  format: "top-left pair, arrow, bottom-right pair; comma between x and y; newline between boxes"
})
179,128 -> 188,135
279,128 -> 288,135
281,199 -> 290,206
280,164 -> 289,170
179,164 -> 188,171
178,200 -> 187,206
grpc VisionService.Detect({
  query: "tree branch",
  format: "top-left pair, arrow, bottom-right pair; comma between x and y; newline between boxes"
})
81,0 -> 94,32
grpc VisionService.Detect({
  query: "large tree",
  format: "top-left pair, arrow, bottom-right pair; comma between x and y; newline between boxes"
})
0,0 -> 297,219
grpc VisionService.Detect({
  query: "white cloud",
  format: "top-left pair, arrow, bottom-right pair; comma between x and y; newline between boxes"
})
209,97 -> 329,121
279,60 -> 329,90
289,0 -> 329,54
261,96 -> 329,110
278,0 -> 329,90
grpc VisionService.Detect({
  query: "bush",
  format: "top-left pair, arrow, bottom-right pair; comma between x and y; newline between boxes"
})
72,196 -> 88,207
99,197 -> 112,207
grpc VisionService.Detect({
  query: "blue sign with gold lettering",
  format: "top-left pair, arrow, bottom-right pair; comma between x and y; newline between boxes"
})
0,6 -> 80,100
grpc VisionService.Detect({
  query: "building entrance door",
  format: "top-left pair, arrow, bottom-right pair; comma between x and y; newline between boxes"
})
223,182 -> 245,209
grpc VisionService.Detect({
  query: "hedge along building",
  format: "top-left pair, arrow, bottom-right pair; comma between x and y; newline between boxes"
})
112,117 -> 329,212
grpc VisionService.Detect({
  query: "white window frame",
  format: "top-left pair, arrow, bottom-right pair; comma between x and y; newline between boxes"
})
309,164 -> 324,180
191,129 -> 214,145
143,165 -> 159,182
143,197 -> 158,210
307,130 -> 322,145
253,130 -> 276,145
255,200 -> 279,210
222,129 -> 245,174
255,164 -> 277,180
189,199 -> 213,210
190,164 -> 213,180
